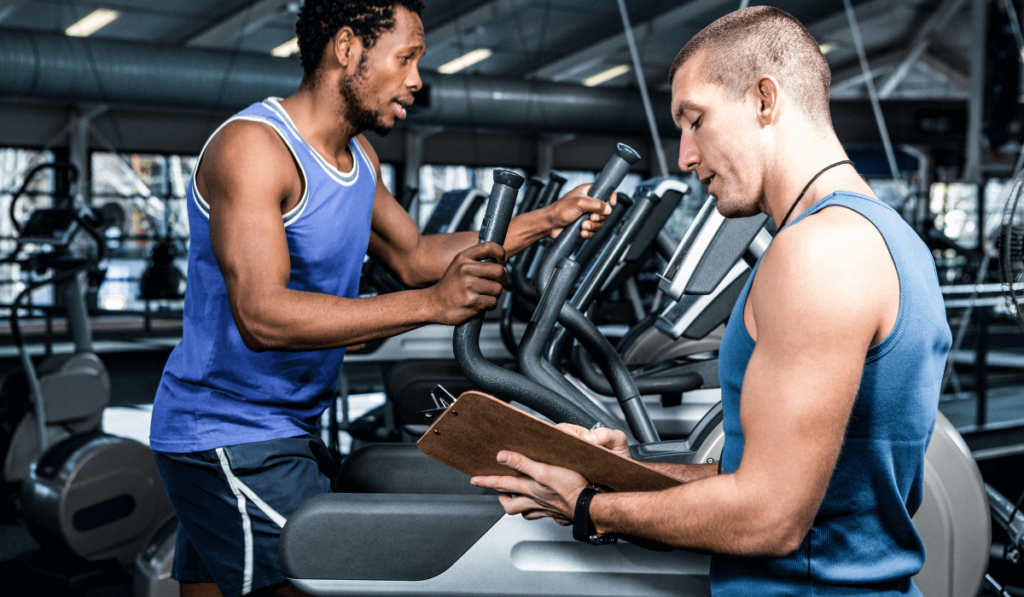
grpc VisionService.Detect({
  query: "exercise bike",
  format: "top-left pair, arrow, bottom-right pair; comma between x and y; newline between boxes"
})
0,162 -> 173,589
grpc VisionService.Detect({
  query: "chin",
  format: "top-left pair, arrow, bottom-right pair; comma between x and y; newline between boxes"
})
715,196 -> 762,219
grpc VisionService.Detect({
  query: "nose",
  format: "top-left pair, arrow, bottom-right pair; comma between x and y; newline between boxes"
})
678,130 -> 700,172
408,64 -> 423,93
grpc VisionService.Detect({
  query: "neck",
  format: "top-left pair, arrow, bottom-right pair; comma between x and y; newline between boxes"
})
761,129 -> 874,229
279,77 -> 358,154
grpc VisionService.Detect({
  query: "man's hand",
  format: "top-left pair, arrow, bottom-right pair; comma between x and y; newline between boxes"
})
472,451 -> 590,525
426,242 -> 508,326
546,184 -> 616,239
555,423 -> 631,459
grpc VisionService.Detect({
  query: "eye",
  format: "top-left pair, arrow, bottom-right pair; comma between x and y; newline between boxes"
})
690,116 -> 702,131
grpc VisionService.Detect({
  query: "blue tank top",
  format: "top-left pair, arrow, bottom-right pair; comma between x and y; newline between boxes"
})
711,191 -> 951,596
150,98 -> 377,453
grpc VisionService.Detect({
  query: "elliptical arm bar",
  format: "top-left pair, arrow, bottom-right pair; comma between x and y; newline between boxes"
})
544,187 -> 661,366
518,260 -> 622,429
535,144 -> 641,294
557,302 -> 660,444
570,343 -> 702,396
453,170 -> 601,428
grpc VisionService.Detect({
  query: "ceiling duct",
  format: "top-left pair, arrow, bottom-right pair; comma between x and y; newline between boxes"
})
0,29 -> 675,136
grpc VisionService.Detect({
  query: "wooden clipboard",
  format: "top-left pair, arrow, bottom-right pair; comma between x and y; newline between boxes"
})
417,391 -> 682,493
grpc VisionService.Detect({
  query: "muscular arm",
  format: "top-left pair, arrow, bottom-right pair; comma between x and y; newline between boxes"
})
359,137 -> 613,288
203,122 -> 506,352
474,209 -> 898,556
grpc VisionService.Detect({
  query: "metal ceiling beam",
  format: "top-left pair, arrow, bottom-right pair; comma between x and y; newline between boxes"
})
526,0 -> 894,83
525,0 -> 737,81
918,50 -> 970,91
829,48 -> 909,89
186,0 -> 292,49
803,0 -> 894,41
424,0 -> 531,48
877,0 -> 968,98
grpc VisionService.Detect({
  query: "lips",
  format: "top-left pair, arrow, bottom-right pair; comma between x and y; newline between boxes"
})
392,96 -> 414,119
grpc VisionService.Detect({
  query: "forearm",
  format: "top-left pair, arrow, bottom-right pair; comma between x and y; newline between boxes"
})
589,473 -> 798,556
640,461 -> 719,484
399,210 -> 555,286
235,286 -> 438,351
504,208 -> 556,255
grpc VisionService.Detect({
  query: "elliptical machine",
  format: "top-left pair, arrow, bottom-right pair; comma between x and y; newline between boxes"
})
0,162 -> 172,584
282,150 -> 991,596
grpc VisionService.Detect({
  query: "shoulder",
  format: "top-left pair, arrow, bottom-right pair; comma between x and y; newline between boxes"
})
206,119 -> 292,165
354,134 -> 381,170
752,202 -> 894,334
200,119 -> 297,197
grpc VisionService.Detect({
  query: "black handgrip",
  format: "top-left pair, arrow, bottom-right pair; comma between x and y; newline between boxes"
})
478,169 -> 524,249
513,177 -> 546,217
453,169 -> 600,428
544,187 -> 662,365
589,143 -> 641,202
535,144 -> 641,293
537,173 -> 567,208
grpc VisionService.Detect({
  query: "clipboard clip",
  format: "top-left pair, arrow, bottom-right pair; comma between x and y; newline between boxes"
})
422,385 -> 457,420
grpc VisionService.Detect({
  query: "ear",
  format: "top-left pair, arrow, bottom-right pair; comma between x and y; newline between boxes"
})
754,75 -> 781,126
331,27 -> 362,71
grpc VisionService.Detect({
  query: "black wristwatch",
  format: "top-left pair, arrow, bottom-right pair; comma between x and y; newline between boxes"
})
573,486 -> 617,545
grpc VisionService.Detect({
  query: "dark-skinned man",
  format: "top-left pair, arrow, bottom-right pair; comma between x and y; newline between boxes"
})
148,2 -> 616,596
473,7 -> 951,597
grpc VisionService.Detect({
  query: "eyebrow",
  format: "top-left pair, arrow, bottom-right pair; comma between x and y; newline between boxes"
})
672,100 -> 703,126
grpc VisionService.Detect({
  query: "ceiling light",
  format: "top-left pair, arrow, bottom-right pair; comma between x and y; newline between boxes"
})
272,37 -> 300,57
66,9 -> 118,37
583,65 -> 630,87
819,43 -> 835,55
438,49 -> 493,74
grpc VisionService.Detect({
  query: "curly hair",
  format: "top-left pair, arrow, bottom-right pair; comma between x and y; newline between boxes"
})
296,0 -> 425,81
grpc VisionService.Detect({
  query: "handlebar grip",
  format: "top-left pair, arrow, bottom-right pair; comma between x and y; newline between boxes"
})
535,144 -> 641,292
538,172 -> 567,208
588,143 -> 641,201
513,177 -> 546,217
478,170 -> 525,250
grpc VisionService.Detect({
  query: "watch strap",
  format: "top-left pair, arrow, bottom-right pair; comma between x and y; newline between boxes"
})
573,486 -> 617,545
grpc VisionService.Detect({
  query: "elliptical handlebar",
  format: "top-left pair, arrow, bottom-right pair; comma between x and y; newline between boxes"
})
543,185 -> 662,365
535,144 -> 641,294
453,170 -> 602,429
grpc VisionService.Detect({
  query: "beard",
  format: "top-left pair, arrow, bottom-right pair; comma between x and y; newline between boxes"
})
339,59 -> 392,137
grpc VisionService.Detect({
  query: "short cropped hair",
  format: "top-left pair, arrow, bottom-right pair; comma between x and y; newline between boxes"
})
296,0 -> 425,81
668,7 -> 831,126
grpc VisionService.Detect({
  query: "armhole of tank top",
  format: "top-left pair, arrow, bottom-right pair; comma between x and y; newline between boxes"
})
352,136 -> 378,188
190,115 -> 309,227
813,197 -> 908,363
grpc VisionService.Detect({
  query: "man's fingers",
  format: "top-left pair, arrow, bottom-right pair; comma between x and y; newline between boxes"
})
500,494 -> 544,515
463,261 -> 508,284
555,422 -> 590,439
462,241 -> 507,264
575,197 -> 612,217
471,475 -> 532,495
497,450 -> 549,481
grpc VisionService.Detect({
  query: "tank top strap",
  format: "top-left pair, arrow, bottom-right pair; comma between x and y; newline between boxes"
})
257,98 -> 377,189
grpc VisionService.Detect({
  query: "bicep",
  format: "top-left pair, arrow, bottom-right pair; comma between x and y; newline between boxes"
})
204,125 -> 294,302
733,234 -> 878,529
